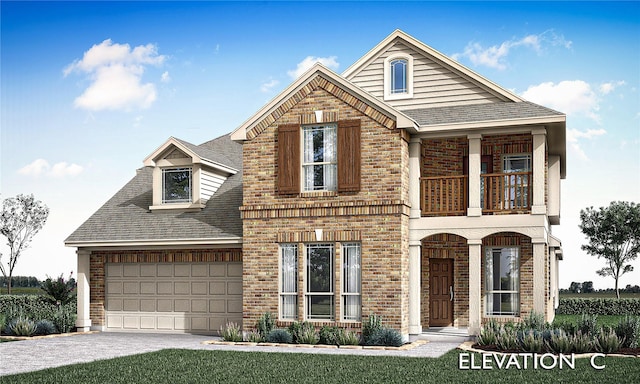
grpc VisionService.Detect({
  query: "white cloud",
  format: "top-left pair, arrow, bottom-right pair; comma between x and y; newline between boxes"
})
161,71 -> 171,83
521,80 -> 600,122
287,56 -> 339,79
566,128 -> 607,161
260,78 -> 279,93
18,159 -> 84,178
64,39 -> 166,111
599,80 -> 626,95
453,30 -> 572,70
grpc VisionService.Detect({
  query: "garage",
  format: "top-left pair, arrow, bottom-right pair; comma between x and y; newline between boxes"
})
104,261 -> 242,334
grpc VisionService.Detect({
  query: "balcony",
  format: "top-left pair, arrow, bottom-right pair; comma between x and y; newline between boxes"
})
420,172 -> 532,216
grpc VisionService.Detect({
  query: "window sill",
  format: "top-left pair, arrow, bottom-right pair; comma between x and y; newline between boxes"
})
383,92 -> 413,101
149,202 -> 205,211
300,190 -> 338,198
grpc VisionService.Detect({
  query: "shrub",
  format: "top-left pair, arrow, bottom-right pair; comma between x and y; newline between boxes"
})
577,314 -> 599,336
495,327 -> 519,351
365,327 -> 403,347
615,315 -> 640,348
220,322 -> 242,342
571,331 -> 593,354
557,298 -> 640,315
8,315 -> 37,336
297,327 -> 320,345
265,328 -> 292,344
319,326 -> 341,345
546,329 -> 573,354
40,273 -> 76,305
288,321 -> 316,344
245,329 -> 262,343
35,319 -> 58,335
0,295 -> 77,326
361,314 -> 382,344
337,329 -> 360,346
518,330 -> 544,353
257,312 -> 276,338
522,311 -> 546,331
0,313 -> 6,334
594,328 -> 622,353
52,305 -> 76,334
476,325 -> 498,346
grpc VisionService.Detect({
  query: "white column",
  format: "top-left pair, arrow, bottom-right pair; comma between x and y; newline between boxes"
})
408,241 -> 422,334
409,139 -> 422,219
533,240 -> 546,316
468,240 -> 482,335
532,128 -> 547,215
76,249 -> 92,331
467,134 -> 482,217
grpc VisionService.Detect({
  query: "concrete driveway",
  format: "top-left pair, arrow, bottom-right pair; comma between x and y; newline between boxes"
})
1,332 -> 462,376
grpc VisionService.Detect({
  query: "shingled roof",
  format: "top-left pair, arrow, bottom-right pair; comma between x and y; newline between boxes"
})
65,134 -> 243,245
402,101 -> 564,127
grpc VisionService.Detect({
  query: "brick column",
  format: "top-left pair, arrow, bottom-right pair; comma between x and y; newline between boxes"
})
408,241 -> 422,334
532,128 -> 547,215
468,240 -> 482,335
467,134 -> 482,217
76,249 -> 92,331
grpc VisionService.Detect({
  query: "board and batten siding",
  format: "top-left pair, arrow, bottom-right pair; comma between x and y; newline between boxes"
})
200,169 -> 227,202
348,42 -> 504,110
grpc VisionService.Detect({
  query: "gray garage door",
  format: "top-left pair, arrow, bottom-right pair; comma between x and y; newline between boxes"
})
105,262 -> 242,334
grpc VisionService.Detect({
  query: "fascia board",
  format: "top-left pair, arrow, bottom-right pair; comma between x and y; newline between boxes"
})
143,137 -> 200,166
415,115 -> 566,133
65,237 -> 243,248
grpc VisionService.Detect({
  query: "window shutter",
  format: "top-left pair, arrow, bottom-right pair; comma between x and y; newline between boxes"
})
338,119 -> 361,192
277,124 -> 300,194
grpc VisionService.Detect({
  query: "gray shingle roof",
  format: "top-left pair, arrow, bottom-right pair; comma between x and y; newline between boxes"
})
65,134 -> 243,244
402,101 -> 564,126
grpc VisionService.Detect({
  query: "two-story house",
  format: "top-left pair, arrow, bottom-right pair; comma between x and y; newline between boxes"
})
66,30 -> 565,338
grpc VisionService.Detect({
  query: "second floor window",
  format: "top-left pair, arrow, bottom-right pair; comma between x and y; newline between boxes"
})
162,167 -> 192,203
303,124 -> 337,191
390,59 -> 408,94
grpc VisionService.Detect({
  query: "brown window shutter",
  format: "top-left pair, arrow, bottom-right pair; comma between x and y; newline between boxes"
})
277,124 -> 300,194
338,119 -> 361,192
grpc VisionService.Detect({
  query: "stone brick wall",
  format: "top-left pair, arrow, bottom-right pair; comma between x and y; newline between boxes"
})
88,248 -> 242,327
240,77 -> 410,334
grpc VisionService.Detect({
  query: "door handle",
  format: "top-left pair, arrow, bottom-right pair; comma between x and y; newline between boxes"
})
449,286 -> 453,301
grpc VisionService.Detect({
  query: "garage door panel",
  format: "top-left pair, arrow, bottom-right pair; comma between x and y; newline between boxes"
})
106,261 -> 242,333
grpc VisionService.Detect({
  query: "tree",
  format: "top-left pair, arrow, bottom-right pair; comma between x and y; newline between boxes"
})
569,281 -> 582,293
582,281 -> 594,293
0,194 -> 49,294
579,201 -> 640,299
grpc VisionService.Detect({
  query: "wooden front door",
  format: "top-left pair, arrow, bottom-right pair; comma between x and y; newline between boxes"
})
429,258 -> 453,327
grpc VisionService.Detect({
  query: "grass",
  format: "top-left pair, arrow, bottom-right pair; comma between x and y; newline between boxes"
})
553,314 -> 629,328
0,287 -> 42,295
2,349 -> 639,383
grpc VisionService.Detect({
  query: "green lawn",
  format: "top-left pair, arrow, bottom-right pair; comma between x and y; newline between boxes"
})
553,314 -> 629,328
3,349 -> 638,384
0,287 -> 42,295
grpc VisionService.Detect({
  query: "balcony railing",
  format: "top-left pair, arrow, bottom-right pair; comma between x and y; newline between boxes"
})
420,172 -> 532,216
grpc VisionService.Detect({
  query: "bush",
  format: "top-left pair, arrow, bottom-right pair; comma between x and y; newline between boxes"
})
615,315 -> 640,348
35,319 -> 58,335
288,321 -> 316,344
0,313 -> 6,334
476,323 -> 498,346
546,329 -> 573,354
245,329 -> 262,343
337,329 -> 360,346
52,305 -> 76,334
571,331 -> 593,353
0,295 -> 76,327
298,327 -> 320,345
577,314 -> 599,336
557,298 -> 640,315
8,315 -> 37,336
522,311 -> 546,331
41,273 -> 76,305
495,327 -> 519,351
365,327 -> 403,347
361,314 -> 382,344
220,322 -> 242,342
518,330 -> 544,353
265,328 -> 292,344
257,312 -> 276,338
319,326 -> 341,345
594,328 -> 622,353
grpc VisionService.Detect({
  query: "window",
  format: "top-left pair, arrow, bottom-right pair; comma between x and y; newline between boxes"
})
162,167 -> 192,203
303,124 -> 337,191
485,247 -> 519,316
280,244 -> 298,320
390,59 -> 407,94
342,243 -> 361,321
383,55 -> 413,100
306,243 -> 334,320
503,154 -> 531,209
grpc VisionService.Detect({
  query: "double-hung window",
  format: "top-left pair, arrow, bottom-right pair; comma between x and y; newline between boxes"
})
342,243 -> 361,321
162,167 -> 192,203
485,247 -> 520,316
302,124 -> 337,191
306,243 -> 334,320
503,154 -> 531,209
280,244 -> 298,320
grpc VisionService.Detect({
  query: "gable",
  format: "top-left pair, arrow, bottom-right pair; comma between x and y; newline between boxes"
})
344,30 -> 522,110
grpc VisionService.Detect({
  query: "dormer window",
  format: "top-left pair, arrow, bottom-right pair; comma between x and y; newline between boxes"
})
384,55 -> 413,101
162,167 -> 192,203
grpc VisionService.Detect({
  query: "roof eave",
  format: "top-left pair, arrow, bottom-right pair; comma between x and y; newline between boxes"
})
65,237 -> 243,248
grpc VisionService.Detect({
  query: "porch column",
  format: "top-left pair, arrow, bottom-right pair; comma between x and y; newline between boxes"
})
532,128 -> 547,215
468,239 -> 482,335
409,139 -> 422,219
532,239 -> 546,315
76,249 -> 92,332
408,241 -> 422,334
467,134 -> 482,217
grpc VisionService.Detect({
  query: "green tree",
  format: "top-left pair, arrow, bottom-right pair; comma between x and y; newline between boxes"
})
579,201 -> 640,299
0,194 -> 49,294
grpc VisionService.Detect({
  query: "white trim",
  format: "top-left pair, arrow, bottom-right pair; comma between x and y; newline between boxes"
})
384,54 -> 414,101
65,237 -> 243,248
143,137 -> 238,175
343,29 -> 523,103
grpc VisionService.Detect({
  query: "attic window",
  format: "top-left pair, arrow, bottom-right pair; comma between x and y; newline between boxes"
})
162,167 -> 192,203
384,55 -> 413,101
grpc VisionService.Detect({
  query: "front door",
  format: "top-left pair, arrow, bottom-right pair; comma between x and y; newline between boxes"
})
429,258 -> 453,327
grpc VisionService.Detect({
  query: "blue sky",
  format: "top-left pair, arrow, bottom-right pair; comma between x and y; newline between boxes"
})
1,1 -> 639,290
